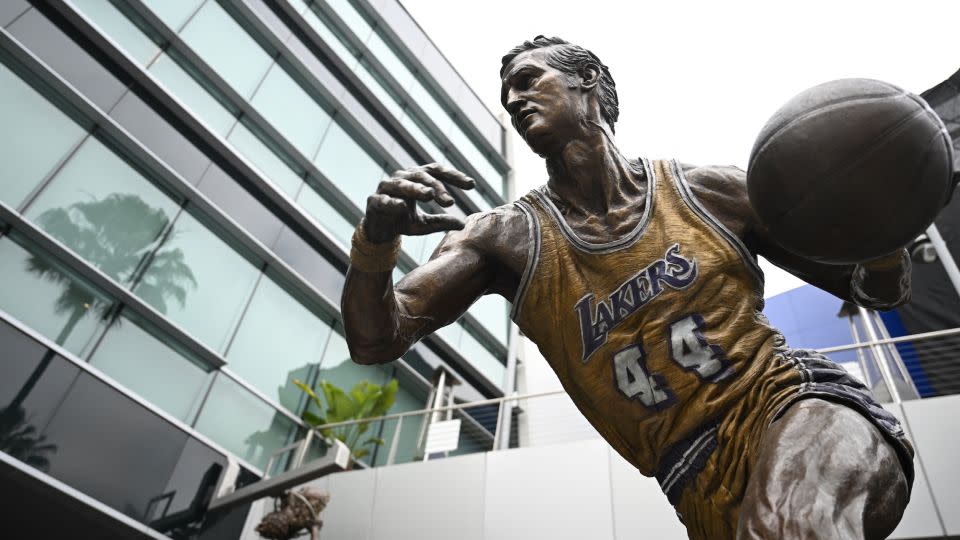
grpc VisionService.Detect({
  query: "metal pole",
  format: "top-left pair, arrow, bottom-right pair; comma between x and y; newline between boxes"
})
495,323 -> 521,450
857,306 -> 903,403
870,311 -> 920,399
291,429 -> 314,469
845,315 -> 873,388
414,385 -> 437,456
386,416 -> 403,466
423,370 -> 447,461
926,224 -> 960,300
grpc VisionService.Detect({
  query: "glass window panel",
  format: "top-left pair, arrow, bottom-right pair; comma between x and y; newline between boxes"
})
447,123 -> 504,194
0,61 -> 86,209
460,328 -> 505,385
296,186 -> 356,248
354,63 -> 403,118
401,234 -> 426,263
465,185 -> 493,211
301,5 -> 359,65
179,1 -> 273,98
270,228 -> 346,301
25,137 -> 180,285
314,121 -> 384,208
148,53 -> 237,136
69,0 -> 160,65
324,0 -> 372,43
399,112 -> 444,162
419,231 -> 445,264
41,371 -> 189,520
8,8 -> 128,112
227,123 -> 303,197
89,314 -> 210,421
141,0 -> 203,31
196,164 -> 285,247
366,33 -> 415,90
316,329 -> 385,385
225,278 -> 333,412
0,236 -> 110,357
109,91 -> 212,185
134,211 -> 260,352
250,64 -> 332,158
287,0 -> 310,15
469,294 -> 508,345
0,1 -> 29,27
152,438 -> 228,528
434,321 -> 461,348
194,373 -> 299,470
407,79 -> 450,131
0,320 -> 80,471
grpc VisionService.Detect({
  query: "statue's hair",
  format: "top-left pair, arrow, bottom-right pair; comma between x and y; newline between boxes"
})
501,36 -> 619,133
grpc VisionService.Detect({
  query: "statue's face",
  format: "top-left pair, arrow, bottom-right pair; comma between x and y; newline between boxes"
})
501,48 -> 586,156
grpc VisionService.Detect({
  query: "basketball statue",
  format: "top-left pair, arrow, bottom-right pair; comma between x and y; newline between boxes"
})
341,36 -> 956,539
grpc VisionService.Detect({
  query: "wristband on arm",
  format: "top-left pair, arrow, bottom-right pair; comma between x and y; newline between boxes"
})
350,223 -> 401,273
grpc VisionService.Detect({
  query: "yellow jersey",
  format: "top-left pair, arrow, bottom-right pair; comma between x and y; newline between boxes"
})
510,159 -> 914,538
512,159 -> 796,482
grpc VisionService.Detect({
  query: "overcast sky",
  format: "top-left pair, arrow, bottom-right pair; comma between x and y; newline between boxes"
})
401,0 -> 959,297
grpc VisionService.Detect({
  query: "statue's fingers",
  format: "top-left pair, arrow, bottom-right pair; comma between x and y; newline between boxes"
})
377,178 -> 436,202
409,212 -> 466,235
399,170 -> 456,207
422,163 -> 476,190
366,193 -> 408,215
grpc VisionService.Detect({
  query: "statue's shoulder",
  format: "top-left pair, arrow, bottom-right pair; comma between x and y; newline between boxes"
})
465,202 -> 530,243
679,162 -> 747,188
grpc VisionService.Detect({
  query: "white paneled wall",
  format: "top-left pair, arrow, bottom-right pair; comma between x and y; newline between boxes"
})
239,398 -> 958,539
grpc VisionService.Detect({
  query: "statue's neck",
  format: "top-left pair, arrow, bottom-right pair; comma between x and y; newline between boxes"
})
545,129 -> 643,216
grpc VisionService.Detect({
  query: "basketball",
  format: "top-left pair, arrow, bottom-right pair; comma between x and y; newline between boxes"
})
747,78 -> 954,264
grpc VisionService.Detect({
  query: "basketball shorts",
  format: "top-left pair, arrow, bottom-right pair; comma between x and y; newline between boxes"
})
653,348 -> 916,540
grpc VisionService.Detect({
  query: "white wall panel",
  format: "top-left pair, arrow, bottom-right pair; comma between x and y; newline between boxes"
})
322,467 -> 376,540
483,439 -> 615,540
901,395 -> 960,535
370,453 -> 486,540
607,449 -> 687,540
883,403 -> 946,539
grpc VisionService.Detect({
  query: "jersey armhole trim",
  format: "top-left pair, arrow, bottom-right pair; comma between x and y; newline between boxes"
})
670,160 -> 766,287
510,200 -> 541,322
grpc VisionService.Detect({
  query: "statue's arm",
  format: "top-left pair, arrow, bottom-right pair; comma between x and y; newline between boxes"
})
685,164 -> 911,309
343,215 -> 499,364
341,163 -> 524,364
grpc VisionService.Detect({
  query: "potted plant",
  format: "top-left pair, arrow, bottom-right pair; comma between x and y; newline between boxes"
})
293,378 -> 398,466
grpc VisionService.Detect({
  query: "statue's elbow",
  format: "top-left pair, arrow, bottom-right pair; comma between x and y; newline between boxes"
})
347,341 -> 398,365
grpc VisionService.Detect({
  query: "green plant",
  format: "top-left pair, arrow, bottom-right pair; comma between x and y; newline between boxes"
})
294,378 -> 398,461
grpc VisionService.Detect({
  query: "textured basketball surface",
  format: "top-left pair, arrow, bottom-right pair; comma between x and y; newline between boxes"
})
747,78 -> 954,264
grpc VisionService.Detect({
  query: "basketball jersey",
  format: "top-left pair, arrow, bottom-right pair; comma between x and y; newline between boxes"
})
511,159 -> 787,476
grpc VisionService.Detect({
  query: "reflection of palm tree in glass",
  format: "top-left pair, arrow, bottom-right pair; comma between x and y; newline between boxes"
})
1,194 -> 196,447
0,404 -> 56,471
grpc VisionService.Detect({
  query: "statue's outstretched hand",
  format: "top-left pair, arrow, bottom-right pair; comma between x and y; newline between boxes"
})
363,163 -> 476,243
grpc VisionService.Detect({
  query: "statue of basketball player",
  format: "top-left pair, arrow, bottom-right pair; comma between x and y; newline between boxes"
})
342,36 -> 914,539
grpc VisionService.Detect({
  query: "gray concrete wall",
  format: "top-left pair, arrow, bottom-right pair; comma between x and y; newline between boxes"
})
239,395 -> 960,539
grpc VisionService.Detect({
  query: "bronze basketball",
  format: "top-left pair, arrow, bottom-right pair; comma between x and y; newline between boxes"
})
747,78 -> 954,264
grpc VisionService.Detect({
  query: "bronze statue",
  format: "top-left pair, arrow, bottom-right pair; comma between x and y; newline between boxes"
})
342,36 -> 912,539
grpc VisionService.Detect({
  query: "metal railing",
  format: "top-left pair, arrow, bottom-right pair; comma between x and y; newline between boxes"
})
261,325 -> 960,476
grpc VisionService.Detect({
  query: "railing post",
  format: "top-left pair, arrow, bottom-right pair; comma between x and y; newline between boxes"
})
386,416 -> 403,466
857,306 -> 903,403
927,224 -> 960,301
495,324 -> 521,451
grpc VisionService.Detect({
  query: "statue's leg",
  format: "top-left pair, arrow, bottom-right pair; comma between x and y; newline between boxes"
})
737,398 -> 909,540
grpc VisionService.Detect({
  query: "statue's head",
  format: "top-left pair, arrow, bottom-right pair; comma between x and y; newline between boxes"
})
500,36 -> 619,155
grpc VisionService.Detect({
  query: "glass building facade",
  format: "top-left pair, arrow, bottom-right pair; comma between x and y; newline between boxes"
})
0,0 -> 511,537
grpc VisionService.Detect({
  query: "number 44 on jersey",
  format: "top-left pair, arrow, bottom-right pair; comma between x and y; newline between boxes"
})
612,314 -> 733,409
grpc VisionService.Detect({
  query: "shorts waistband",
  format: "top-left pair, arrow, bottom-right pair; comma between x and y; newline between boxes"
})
655,420 -> 720,505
